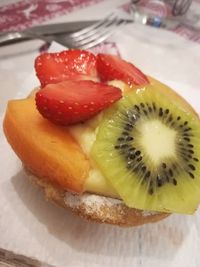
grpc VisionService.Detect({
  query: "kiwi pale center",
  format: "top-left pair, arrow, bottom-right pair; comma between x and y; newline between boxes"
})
113,101 -> 198,195
139,120 -> 176,165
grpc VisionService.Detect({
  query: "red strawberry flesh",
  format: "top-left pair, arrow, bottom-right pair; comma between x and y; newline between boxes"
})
96,54 -> 149,86
35,50 -> 97,87
36,80 -> 122,125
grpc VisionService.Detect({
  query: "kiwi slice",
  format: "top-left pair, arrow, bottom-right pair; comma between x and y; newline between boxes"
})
91,84 -> 200,214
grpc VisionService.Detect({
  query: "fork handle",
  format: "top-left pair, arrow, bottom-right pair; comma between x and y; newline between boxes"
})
0,32 -> 30,46
0,31 -> 53,46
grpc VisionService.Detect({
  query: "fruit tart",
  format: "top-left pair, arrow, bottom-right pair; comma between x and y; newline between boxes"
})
3,50 -> 200,227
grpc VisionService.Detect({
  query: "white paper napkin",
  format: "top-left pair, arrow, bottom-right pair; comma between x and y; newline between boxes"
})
1,24 -> 200,267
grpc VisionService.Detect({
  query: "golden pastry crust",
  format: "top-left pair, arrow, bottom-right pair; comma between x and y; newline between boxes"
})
26,167 -> 169,227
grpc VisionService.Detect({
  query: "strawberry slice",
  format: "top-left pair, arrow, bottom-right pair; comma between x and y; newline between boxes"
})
96,54 -> 149,86
36,80 -> 122,125
35,50 -> 97,87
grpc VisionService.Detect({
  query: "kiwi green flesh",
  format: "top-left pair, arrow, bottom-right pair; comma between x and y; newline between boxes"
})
91,84 -> 200,214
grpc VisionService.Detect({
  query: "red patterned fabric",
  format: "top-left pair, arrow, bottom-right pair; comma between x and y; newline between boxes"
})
0,0 -> 103,31
0,0 -> 199,44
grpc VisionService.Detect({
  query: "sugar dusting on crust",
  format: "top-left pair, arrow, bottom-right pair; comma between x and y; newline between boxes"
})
64,192 -> 122,220
65,192 -> 121,207
64,192 -> 158,218
27,169 -> 158,219
26,169 -> 167,225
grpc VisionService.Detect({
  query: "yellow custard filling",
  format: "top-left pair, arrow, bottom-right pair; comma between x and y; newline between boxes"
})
68,101 -> 119,198
68,80 -> 130,198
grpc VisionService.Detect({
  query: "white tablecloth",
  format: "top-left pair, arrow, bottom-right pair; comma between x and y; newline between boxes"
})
0,1 -> 200,266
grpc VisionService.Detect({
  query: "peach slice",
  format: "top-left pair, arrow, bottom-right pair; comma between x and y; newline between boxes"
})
3,98 -> 90,193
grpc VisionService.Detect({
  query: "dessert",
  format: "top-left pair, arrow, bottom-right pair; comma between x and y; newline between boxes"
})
3,49 -> 200,226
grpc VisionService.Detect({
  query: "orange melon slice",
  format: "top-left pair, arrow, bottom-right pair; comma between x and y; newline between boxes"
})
3,98 -> 90,193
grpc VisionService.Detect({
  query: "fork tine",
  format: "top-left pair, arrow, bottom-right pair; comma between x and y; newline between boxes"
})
54,11 -> 127,49
71,18 -> 126,49
69,13 -> 118,42
76,31 -> 114,49
69,12 -> 117,38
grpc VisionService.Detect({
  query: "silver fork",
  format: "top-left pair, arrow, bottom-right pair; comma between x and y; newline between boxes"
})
57,12 -> 127,49
0,12 -> 127,49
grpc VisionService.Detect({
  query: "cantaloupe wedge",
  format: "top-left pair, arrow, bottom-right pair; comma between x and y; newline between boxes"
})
3,98 -> 90,193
